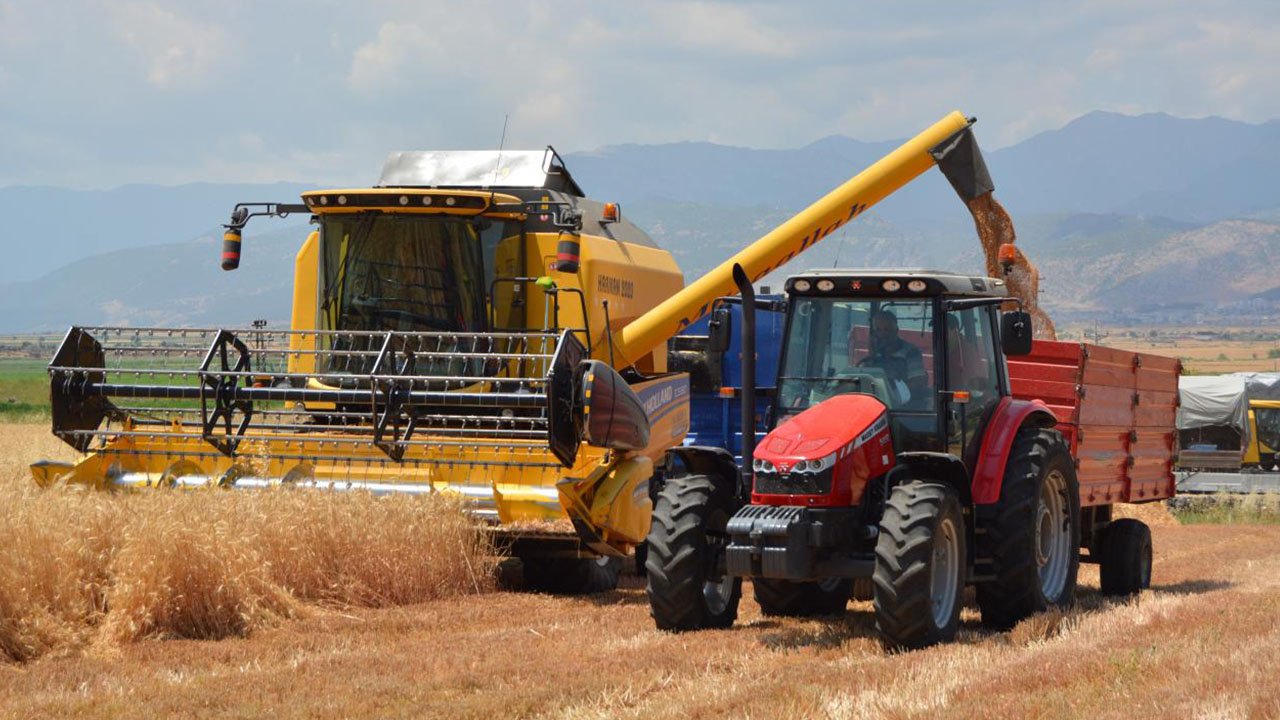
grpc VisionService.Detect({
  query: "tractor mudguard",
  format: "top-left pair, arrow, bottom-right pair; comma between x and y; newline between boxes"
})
970,397 -> 1058,505
890,452 -> 972,505
663,445 -> 741,498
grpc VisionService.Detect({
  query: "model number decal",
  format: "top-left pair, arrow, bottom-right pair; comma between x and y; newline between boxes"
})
597,274 -> 634,299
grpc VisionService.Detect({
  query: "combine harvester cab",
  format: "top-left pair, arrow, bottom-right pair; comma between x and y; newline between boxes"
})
34,112 -> 992,594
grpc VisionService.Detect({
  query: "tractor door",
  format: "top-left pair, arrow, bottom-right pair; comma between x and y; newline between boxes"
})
942,304 -> 1003,468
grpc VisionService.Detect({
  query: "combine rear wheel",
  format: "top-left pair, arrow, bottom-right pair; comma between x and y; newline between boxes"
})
873,480 -> 966,651
645,474 -> 742,631
976,427 -> 1080,629
522,556 -> 622,595
753,577 -> 852,617
1098,518 -> 1152,596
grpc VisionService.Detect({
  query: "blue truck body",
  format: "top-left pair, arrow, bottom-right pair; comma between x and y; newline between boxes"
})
670,295 -> 786,462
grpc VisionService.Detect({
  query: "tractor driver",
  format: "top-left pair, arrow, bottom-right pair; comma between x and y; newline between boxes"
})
858,309 -> 929,406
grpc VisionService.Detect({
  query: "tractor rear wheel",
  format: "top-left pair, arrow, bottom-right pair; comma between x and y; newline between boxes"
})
646,474 -> 742,631
873,480 -> 966,651
753,577 -> 853,617
976,427 -> 1080,629
1098,518 -> 1152,596
522,556 -> 622,595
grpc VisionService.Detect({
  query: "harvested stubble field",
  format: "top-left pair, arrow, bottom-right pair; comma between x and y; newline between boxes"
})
3,424 -> 1280,719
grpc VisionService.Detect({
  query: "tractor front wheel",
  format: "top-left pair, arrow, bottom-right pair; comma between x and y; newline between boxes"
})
645,474 -> 742,631
873,480 -> 966,650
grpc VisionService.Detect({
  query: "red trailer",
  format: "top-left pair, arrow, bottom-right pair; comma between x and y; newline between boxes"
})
1008,340 -> 1181,506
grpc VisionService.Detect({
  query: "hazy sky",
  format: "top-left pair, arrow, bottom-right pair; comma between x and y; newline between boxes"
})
2,0 -> 1278,189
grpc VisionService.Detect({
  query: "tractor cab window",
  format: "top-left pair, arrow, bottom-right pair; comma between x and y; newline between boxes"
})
778,297 -> 939,450
944,306 -> 1002,466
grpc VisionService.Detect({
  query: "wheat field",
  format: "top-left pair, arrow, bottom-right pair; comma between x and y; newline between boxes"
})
3,422 -> 1280,719
0,424 -> 494,664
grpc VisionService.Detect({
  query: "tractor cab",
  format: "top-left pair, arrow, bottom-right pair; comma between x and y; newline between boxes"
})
769,269 -> 1030,479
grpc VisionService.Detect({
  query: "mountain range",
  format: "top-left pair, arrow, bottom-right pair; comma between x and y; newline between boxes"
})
2,111 -> 1278,332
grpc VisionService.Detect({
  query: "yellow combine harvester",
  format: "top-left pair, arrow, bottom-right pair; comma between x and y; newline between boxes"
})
32,111 -> 990,593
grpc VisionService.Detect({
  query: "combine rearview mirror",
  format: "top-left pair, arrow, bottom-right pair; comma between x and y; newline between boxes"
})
707,306 -> 732,354
1000,310 -> 1033,356
578,360 -> 651,451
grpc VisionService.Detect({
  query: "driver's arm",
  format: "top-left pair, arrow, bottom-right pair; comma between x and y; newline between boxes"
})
905,348 -> 929,399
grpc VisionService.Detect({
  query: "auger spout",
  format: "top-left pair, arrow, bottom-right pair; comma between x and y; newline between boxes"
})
611,110 -> 973,368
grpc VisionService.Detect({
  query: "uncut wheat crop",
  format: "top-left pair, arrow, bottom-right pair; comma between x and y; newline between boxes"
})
0,423 -> 495,663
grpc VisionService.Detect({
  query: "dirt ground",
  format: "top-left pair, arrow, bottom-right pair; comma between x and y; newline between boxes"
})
4,424 -> 1280,719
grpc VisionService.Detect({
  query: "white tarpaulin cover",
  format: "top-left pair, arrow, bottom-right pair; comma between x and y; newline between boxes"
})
1178,375 -> 1250,445
1229,372 -> 1280,401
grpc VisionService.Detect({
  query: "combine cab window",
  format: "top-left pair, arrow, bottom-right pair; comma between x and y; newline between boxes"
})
1255,407 -> 1280,454
320,214 -> 497,334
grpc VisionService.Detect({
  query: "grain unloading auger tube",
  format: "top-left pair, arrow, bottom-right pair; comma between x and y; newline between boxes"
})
34,324 -> 651,519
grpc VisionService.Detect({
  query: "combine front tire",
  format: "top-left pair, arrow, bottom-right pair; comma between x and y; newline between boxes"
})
1098,518 -> 1152,596
976,428 -> 1080,629
522,556 -> 622,595
753,578 -> 852,617
873,481 -> 966,651
645,474 -> 742,631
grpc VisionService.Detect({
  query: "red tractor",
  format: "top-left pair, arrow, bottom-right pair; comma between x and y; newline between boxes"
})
645,267 -> 1179,649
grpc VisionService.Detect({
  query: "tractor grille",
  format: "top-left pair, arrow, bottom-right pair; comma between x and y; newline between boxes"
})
753,467 -> 833,496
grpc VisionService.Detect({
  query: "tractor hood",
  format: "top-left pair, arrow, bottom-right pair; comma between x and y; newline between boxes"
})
757,394 -> 889,471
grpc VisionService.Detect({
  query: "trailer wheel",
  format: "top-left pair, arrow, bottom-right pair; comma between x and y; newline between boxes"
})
646,474 -> 742,631
1098,518 -> 1152,596
873,480 -> 966,650
753,577 -> 853,617
976,427 -> 1080,630
522,556 -> 623,595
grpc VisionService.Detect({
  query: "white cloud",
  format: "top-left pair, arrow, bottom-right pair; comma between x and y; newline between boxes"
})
345,20 -> 435,93
650,1 -> 797,58
3,1 -> 1280,187
107,2 -> 230,89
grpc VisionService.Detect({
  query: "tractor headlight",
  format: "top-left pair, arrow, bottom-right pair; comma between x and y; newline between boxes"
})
753,458 -> 777,473
794,450 -> 837,473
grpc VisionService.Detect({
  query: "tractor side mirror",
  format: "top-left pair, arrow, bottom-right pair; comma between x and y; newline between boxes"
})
707,306 -> 733,355
1000,310 -> 1034,356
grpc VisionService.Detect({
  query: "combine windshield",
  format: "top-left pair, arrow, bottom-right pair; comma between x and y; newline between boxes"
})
778,297 -> 935,415
1255,407 -> 1280,452
320,214 -> 512,334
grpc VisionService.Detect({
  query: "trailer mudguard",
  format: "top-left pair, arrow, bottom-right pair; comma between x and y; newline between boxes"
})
970,397 -> 1058,505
